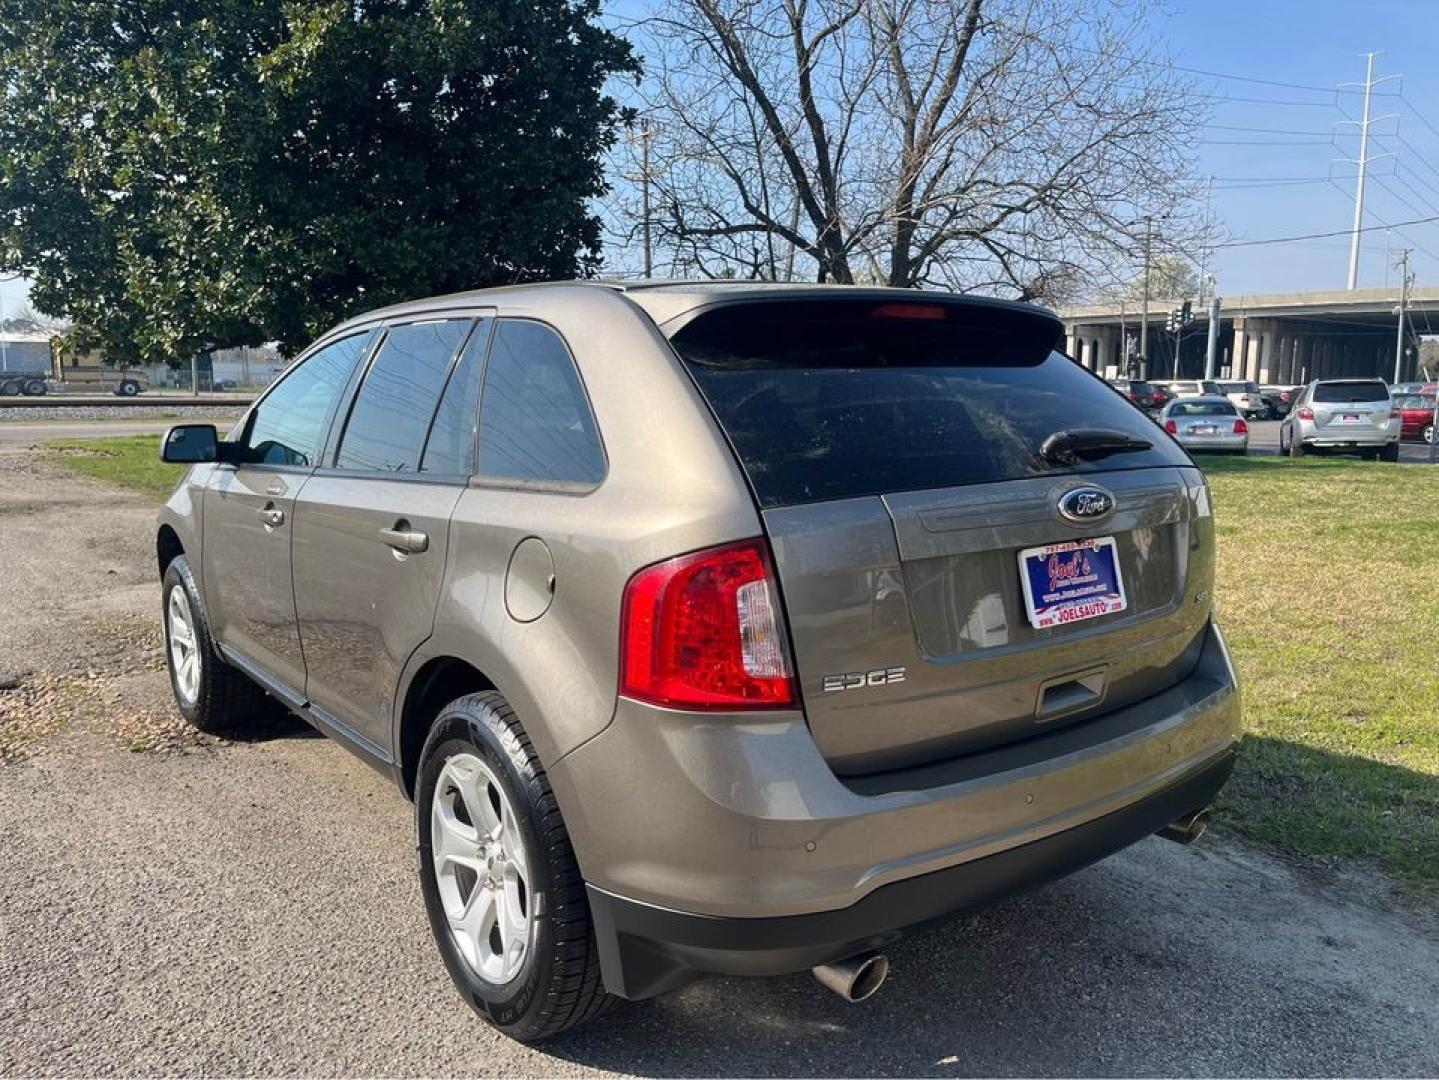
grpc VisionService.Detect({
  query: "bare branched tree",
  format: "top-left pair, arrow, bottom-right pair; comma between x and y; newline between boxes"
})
620,0 -> 1210,301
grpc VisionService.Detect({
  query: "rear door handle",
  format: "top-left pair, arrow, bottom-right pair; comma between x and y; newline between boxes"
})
258,505 -> 285,528
379,525 -> 429,554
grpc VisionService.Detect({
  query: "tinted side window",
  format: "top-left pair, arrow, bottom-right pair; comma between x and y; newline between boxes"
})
420,319 -> 492,475
476,321 -> 605,486
336,319 -> 472,473
242,331 -> 372,467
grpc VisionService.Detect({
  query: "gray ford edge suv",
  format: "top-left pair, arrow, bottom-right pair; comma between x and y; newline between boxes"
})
156,282 -> 1240,1041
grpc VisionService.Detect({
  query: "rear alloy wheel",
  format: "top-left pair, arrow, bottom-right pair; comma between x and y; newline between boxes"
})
1424,425 -> 1434,445
416,692 -> 613,1041
21,378 -> 46,396
117,380 -> 140,396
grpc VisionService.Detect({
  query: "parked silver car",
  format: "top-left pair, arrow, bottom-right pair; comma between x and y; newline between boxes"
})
1162,396 -> 1249,454
155,283 -> 1240,1041
1279,379 -> 1400,459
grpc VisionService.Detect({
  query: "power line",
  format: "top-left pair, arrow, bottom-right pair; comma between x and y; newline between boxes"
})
1212,213 -> 1439,249
1397,93 -> 1439,144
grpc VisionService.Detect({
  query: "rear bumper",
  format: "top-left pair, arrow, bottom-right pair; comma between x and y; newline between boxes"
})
1296,420 -> 1399,447
588,749 -> 1235,999
550,620 -> 1241,998
1176,434 -> 1247,452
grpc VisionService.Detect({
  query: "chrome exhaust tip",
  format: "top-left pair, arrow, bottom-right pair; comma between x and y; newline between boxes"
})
1158,808 -> 1211,845
812,951 -> 889,1002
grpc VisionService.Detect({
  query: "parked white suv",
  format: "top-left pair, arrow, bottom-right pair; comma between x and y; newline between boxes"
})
1216,380 -> 1264,420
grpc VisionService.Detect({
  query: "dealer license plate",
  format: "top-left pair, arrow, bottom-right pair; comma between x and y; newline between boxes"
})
1018,537 -> 1128,630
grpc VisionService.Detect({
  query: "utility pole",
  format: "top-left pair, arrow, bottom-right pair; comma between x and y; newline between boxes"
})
1340,53 -> 1399,290
1393,248 -> 1412,383
639,120 -> 653,279
1139,218 -> 1153,378
1204,284 -> 1221,381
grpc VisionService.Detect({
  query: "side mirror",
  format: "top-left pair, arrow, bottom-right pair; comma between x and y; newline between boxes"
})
161,424 -> 220,464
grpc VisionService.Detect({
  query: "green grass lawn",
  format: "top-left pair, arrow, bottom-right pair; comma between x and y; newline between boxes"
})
1202,455 -> 1439,892
46,436 -> 1439,889
47,434 -> 183,500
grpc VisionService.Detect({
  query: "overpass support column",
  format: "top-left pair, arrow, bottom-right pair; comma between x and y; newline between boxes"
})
1065,329 -> 1079,359
1229,319 -> 1246,380
1293,337 -> 1310,383
1253,321 -> 1274,383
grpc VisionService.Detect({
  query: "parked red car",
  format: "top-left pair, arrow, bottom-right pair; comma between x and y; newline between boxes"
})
1395,395 -> 1436,443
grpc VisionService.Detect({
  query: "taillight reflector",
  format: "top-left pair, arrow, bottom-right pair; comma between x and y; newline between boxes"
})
620,538 -> 795,710
1297,406 -> 1315,420
1234,418 -> 1248,434
1164,419 -> 1178,434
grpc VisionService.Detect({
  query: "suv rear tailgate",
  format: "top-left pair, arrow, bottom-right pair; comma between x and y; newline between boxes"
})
668,295 -> 1211,775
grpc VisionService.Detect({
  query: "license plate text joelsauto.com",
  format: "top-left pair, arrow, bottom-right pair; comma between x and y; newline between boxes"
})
1018,537 -> 1128,629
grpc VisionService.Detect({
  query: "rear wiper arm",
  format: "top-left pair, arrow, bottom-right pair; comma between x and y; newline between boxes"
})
1038,428 -> 1153,466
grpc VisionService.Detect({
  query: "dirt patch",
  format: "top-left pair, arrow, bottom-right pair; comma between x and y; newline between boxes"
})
0,673 -> 86,763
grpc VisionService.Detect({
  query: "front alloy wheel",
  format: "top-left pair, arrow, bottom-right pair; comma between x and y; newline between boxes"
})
166,583 -> 202,706
431,753 -> 533,984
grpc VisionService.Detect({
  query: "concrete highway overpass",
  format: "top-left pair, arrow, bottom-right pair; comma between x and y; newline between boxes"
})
1059,285 -> 1439,385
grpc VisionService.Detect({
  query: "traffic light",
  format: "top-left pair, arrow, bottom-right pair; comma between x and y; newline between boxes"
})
1181,300 -> 1193,325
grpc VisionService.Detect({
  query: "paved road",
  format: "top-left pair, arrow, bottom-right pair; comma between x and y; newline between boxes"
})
0,419 -> 191,444
2,445 -> 1438,1077
1241,419 -> 1434,462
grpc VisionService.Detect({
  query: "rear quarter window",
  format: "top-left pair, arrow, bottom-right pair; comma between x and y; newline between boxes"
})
670,299 -> 1190,509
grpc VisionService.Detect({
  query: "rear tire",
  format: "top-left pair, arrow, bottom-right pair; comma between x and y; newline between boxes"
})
117,379 -> 140,396
1379,441 -> 1400,463
416,692 -> 615,1042
1286,430 -> 1307,458
0,378 -> 18,396
162,555 -> 276,734
21,378 -> 46,396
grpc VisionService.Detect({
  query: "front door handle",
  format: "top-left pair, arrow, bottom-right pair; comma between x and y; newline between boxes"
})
379,525 -> 429,555
258,505 -> 286,528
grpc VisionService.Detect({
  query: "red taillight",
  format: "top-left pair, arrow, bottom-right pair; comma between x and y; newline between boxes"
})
1391,409 -> 1402,420
1164,419 -> 1178,434
620,538 -> 795,711
1233,418 -> 1248,434
1297,406 -> 1315,420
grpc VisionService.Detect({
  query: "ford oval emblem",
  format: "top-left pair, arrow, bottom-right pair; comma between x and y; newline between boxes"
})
1057,486 -> 1115,523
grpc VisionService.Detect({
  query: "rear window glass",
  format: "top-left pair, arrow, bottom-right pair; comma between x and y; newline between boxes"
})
1398,395 -> 1435,408
1129,381 -> 1154,394
1171,400 -> 1236,416
671,300 -> 1190,509
1314,381 -> 1389,403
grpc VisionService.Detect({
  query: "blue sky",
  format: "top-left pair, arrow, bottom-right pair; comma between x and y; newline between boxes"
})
5,0 -> 1436,317
1164,0 -> 1439,296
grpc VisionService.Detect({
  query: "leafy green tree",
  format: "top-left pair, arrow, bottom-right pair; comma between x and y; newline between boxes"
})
0,0 -> 636,360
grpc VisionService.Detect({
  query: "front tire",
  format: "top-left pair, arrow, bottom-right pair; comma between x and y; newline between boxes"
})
416,692 -> 614,1042
162,555 -> 275,734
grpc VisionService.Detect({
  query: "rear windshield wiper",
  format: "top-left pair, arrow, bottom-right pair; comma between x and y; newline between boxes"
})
1038,428 -> 1152,466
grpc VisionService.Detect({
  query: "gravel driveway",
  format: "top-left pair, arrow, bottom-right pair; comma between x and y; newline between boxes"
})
2,444 -> 1436,1077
